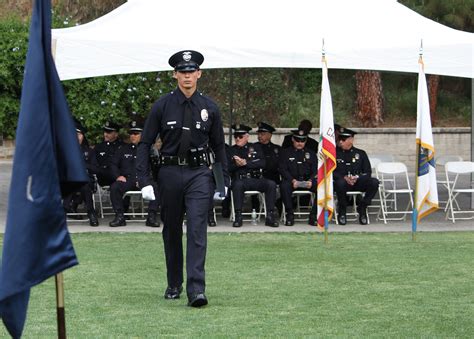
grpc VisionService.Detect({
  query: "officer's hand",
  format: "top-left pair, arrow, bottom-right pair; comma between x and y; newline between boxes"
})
213,187 -> 228,201
141,185 -> 156,201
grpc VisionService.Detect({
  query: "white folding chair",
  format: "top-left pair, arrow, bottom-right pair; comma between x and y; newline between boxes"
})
122,191 -> 147,220
281,190 -> 315,223
376,162 -> 413,224
436,155 -> 463,209
230,191 -> 267,223
95,184 -> 114,218
444,161 -> 474,223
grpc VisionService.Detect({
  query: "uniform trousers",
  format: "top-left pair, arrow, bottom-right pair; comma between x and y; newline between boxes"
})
63,182 -> 95,212
110,180 -> 159,213
334,176 -> 379,211
231,177 -> 276,211
280,179 -> 317,213
158,165 -> 213,296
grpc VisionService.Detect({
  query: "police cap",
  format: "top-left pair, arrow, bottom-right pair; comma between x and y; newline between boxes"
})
256,122 -> 275,133
291,129 -> 308,141
232,124 -> 252,136
128,120 -> 144,134
338,127 -> 357,138
103,121 -> 121,132
75,119 -> 87,134
169,50 -> 204,72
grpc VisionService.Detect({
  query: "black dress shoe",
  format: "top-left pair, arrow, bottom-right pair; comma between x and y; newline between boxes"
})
164,286 -> 183,299
188,293 -> 208,307
357,205 -> 368,225
208,215 -> 217,227
146,211 -> 160,227
337,214 -> 347,225
232,212 -> 243,227
109,213 -> 126,227
265,218 -> 279,227
285,213 -> 294,226
88,211 -> 99,227
308,213 -> 317,226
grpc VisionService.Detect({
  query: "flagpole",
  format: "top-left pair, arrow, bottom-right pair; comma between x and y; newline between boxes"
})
55,273 -> 66,339
52,40 -> 68,339
412,42 -> 424,242
321,42 -> 329,244
323,154 -> 329,243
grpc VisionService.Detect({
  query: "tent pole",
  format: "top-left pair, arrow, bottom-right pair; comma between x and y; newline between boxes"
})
228,69 -> 235,146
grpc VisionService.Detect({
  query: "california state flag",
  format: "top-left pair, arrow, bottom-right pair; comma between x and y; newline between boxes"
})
316,59 -> 337,229
415,59 -> 438,220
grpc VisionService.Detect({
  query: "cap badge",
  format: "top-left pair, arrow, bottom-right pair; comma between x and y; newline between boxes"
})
105,121 -> 110,127
201,109 -> 208,122
183,51 -> 192,62
132,121 -> 136,127
298,130 -> 304,136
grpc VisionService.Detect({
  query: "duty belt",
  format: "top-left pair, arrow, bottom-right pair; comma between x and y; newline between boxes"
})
160,148 -> 212,167
237,169 -> 263,180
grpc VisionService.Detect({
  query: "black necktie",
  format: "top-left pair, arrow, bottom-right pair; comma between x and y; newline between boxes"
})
177,100 -> 192,157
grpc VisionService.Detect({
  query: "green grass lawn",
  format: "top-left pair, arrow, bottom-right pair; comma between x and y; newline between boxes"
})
1,232 -> 473,338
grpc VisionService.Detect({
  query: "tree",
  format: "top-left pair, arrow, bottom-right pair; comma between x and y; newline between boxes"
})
355,71 -> 384,127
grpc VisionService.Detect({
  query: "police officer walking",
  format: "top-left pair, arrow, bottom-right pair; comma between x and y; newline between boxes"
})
333,127 -> 379,225
227,124 -> 279,228
136,50 -> 228,308
95,121 -> 124,187
109,121 -> 160,227
279,129 -> 318,226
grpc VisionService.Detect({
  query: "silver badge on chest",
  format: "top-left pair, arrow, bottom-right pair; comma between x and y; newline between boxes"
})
200,109 -> 208,122
196,122 -> 201,129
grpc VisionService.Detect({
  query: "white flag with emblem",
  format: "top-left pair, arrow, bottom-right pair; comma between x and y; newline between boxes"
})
415,59 -> 438,220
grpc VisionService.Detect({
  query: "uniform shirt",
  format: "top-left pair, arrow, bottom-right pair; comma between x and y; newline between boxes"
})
81,143 -> 99,181
94,139 -> 124,172
137,87 -> 228,187
333,146 -> 372,180
279,147 -> 317,182
110,143 -> 139,183
227,142 -> 265,179
257,141 -> 281,183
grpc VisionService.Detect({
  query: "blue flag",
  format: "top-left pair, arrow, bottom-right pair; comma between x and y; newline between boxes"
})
0,0 -> 88,337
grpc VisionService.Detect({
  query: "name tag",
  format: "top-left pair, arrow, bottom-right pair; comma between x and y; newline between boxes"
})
167,121 -> 177,125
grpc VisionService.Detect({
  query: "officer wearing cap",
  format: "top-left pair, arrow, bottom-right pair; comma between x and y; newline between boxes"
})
109,121 -> 160,227
95,121 -> 124,186
256,122 -> 281,184
63,119 -> 100,226
136,50 -> 229,308
227,124 -> 279,228
281,119 -> 319,152
279,129 -> 318,226
334,127 -> 379,225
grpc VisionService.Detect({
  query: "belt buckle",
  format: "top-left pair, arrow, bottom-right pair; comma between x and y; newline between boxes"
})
178,156 -> 187,166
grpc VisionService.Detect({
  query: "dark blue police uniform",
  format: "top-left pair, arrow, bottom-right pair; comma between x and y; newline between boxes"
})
95,121 -> 124,187
333,127 -> 379,225
136,50 -> 228,307
278,129 -> 318,226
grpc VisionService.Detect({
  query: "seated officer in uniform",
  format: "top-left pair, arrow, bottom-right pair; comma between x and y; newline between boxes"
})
95,121 -> 124,187
281,119 -> 319,152
333,127 -> 379,225
109,121 -> 160,227
279,129 -> 318,226
254,122 -> 282,213
227,124 -> 279,227
63,119 -> 100,226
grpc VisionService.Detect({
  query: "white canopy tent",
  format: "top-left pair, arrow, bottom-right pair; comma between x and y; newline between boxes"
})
52,0 -> 473,80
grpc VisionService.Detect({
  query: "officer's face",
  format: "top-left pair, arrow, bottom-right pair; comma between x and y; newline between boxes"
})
292,137 -> 306,150
234,133 -> 249,147
339,136 -> 354,150
129,132 -> 141,145
104,130 -> 118,142
257,131 -> 272,144
174,70 -> 202,92
77,132 -> 84,145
